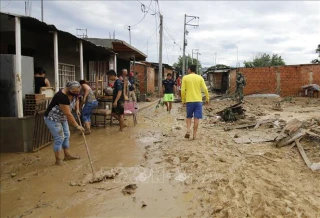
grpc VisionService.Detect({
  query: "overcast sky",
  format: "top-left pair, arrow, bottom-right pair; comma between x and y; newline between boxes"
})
1,0 -> 319,67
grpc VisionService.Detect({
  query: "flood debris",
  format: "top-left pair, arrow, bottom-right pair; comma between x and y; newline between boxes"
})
224,123 -> 256,131
141,201 -> 147,207
122,184 -> 138,195
272,101 -> 283,111
217,102 -> 245,122
295,139 -> 320,171
70,168 -> 121,186
204,97 -> 319,170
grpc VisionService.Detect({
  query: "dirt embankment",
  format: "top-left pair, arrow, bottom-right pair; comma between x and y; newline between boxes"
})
142,97 -> 320,217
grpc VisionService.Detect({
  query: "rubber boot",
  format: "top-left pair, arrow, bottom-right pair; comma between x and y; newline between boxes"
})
54,151 -> 63,165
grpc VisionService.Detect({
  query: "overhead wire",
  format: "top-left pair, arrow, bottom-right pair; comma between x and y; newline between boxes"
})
163,25 -> 181,51
126,0 -> 154,28
141,27 -> 159,51
163,33 -> 171,64
0,0 -> 11,10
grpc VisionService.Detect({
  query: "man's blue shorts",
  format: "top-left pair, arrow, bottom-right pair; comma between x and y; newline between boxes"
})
186,102 -> 203,119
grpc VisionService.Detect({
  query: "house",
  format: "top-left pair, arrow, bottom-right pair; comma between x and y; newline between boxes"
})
0,12 -> 116,115
0,12 -> 120,152
142,62 -> 174,93
85,38 -> 147,75
206,67 -> 234,94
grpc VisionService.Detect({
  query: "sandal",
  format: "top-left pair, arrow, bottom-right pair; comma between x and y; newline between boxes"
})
64,155 -> 80,161
184,132 -> 190,139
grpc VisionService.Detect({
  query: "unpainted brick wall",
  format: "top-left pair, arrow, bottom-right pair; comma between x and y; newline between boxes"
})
230,64 -> 320,97
147,67 -> 155,93
134,64 -> 147,94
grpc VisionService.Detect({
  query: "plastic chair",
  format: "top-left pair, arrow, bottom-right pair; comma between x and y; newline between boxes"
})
124,101 -> 138,126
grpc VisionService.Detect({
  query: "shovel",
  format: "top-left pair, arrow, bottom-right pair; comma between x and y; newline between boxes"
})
77,114 -> 96,179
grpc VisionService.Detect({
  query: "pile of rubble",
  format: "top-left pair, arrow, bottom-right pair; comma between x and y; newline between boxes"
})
203,99 -> 320,171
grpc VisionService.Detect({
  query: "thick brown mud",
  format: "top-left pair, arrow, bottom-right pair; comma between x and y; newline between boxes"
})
1,97 -> 320,217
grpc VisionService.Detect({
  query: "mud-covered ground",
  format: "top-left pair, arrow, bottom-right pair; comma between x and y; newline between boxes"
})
1,97 -> 320,217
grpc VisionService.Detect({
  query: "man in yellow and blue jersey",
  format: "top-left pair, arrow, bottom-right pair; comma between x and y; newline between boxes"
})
181,65 -> 209,140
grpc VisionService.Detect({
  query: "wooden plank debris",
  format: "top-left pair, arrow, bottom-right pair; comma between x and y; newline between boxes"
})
254,118 -> 277,129
224,123 -> 257,131
276,128 -> 305,147
295,139 -> 312,168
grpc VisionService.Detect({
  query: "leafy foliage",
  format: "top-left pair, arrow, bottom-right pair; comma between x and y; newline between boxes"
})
173,55 -> 202,73
243,53 -> 285,67
311,44 -> 320,64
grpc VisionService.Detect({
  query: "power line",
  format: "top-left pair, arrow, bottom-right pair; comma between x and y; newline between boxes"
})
0,0 -> 12,10
136,0 -> 157,15
163,33 -> 171,64
141,26 -> 159,51
163,25 -> 181,51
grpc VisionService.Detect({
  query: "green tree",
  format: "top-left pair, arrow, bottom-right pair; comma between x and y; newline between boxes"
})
243,53 -> 285,67
173,54 -> 202,74
311,44 -> 320,64
215,64 -> 230,69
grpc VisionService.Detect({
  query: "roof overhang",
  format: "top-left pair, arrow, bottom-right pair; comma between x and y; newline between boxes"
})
85,38 -> 147,61
207,69 -> 231,73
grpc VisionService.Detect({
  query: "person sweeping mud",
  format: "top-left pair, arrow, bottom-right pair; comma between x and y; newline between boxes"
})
181,65 -> 209,140
108,70 -> 125,131
44,81 -> 84,165
162,73 -> 176,112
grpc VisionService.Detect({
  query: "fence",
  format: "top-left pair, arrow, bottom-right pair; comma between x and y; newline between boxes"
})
32,99 -> 53,152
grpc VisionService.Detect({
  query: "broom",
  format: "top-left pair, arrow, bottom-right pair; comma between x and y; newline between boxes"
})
77,114 -> 96,179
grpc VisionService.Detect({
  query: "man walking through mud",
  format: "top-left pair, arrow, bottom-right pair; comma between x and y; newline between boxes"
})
181,65 -> 209,140
162,73 -> 176,112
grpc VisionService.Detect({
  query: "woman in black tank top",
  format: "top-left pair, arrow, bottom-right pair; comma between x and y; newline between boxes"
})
34,67 -> 50,94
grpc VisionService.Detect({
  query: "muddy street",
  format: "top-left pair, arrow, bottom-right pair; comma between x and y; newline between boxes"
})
1,97 -> 320,217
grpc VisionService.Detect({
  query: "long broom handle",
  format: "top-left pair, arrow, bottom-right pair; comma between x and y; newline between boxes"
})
77,114 -> 95,174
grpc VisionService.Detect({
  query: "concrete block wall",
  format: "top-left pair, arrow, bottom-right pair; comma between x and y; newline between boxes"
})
230,64 -> 320,97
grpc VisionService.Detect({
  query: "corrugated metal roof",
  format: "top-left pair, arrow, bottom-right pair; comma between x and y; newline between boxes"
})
207,69 -> 230,73
86,38 -> 147,60
1,12 -> 115,55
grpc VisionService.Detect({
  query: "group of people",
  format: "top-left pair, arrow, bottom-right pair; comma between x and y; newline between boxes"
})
38,62 -> 214,165
42,68 -> 136,165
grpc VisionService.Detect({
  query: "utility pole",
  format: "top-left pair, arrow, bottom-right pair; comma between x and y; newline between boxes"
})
192,49 -> 199,64
76,29 -> 88,38
158,14 -> 163,97
182,14 -> 186,75
182,14 -> 199,76
147,40 -> 148,60
196,51 -> 201,74
236,46 -> 239,68
41,0 -> 43,22
126,26 -> 131,45
215,52 -> 217,66
192,49 -> 200,74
